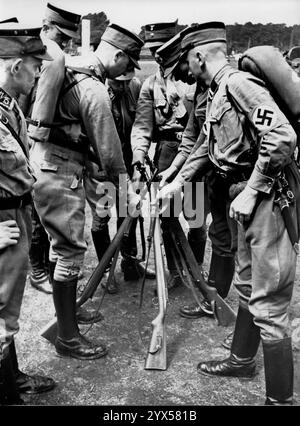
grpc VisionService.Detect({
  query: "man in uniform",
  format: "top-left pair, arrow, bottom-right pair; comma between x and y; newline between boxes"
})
0,24 -> 55,405
131,21 -> 204,290
85,70 -> 156,285
159,22 -> 299,405
30,22 -> 143,360
156,31 -> 236,332
27,3 -> 102,321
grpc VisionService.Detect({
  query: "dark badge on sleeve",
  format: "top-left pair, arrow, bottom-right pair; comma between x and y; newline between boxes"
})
252,104 -> 277,131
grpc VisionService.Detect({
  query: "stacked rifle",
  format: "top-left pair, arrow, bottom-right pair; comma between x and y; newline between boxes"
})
40,159 -> 236,370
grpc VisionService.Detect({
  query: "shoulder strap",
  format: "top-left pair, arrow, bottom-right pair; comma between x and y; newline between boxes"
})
0,112 -> 28,158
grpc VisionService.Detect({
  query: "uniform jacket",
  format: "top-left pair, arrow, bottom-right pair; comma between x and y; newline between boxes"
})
172,85 -> 208,170
27,38 -> 65,143
179,64 -> 297,194
31,51 -> 127,181
131,69 -> 195,164
0,88 -> 35,198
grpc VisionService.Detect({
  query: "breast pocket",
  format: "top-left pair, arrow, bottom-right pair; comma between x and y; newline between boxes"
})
0,133 -> 25,172
210,100 -> 243,153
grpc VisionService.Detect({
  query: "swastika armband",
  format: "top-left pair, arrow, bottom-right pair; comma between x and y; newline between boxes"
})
252,105 -> 277,132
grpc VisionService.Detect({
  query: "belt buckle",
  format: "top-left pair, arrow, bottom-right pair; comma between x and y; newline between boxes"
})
175,132 -> 182,141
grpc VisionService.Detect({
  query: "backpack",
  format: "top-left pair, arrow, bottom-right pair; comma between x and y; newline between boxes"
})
238,46 -> 300,149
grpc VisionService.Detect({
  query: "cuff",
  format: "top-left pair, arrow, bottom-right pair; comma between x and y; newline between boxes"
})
247,167 -> 275,194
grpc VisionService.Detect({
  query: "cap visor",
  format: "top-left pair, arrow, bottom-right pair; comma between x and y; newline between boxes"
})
55,24 -> 79,40
163,61 -> 178,78
32,51 -> 53,61
128,55 -> 140,70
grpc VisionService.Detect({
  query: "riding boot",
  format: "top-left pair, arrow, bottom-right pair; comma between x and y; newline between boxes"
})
91,228 -> 111,262
207,252 -> 235,299
8,339 -> 55,394
0,350 -> 23,405
263,337 -> 294,405
188,228 -> 207,266
52,279 -> 108,360
29,241 -> 52,294
197,304 -> 261,378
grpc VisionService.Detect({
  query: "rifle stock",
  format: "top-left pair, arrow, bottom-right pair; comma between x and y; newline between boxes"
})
170,219 -> 236,327
145,216 -> 168,370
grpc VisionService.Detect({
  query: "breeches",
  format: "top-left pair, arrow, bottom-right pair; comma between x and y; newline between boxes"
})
0,205 -> 31,357
31,143 -> 87,281
234,191 -> 297,340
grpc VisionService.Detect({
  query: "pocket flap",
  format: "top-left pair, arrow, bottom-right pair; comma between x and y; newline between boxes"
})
40,161 -> 58,172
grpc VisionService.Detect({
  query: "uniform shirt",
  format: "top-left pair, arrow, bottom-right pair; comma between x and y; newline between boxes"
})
178,64 -> 297,194
172,85 -> 208,170
131,69 -> 195,164
28,38 -> 65,143
0,88 -> 35,197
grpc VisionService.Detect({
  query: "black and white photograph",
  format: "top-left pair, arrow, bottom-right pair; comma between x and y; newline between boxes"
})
0,0 -> 299,411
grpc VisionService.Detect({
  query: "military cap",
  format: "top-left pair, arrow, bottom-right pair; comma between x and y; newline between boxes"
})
44,2 -> 81,39
156,32 -> 183,77
101,23 -> 144,70
0,17 -> 18,24
181,21 -> 226,56
144,20 -> 178,49
0,25 -> 52,60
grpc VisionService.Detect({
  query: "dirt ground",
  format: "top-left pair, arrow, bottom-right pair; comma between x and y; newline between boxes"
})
16,205 -> 300,407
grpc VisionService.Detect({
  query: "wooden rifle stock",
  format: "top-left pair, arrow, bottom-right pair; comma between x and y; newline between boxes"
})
144,216 -> 168,370
169,219 -> 236,327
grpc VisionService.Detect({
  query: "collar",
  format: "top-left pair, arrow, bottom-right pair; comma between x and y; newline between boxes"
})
209,63 -> 232,96
0,87 -> 14,110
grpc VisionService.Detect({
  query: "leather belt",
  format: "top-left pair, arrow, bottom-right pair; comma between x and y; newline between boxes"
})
0,192 -> 32,210
156,130 -> 183,142
213,166 -> 252,184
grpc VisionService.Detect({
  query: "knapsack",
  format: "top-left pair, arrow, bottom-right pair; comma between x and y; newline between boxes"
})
238,46 -> 300,146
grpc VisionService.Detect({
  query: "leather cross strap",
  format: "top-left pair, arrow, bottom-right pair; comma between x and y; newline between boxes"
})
0,111 -> 28,158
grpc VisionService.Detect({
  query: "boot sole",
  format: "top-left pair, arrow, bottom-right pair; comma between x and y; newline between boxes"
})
198,367 -> 256,380
55,347 -> 108,360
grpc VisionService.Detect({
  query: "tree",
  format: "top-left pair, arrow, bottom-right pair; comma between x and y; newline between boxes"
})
76,12 -> 110,49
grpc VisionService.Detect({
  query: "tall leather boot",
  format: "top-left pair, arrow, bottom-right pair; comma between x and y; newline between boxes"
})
52,279 -> 108,360
208,253 -> 235,299
197,304 -> 261,378
91,228 -> 111,262
29,241 -> 52,294
50,262 -> 102,324
0,350 -> 23,405
263,337 -> 294,405
188,227 -> 207,267
91,229 -> 119,294
8,339 -> 55,394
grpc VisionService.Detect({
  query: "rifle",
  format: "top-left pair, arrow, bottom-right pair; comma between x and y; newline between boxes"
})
144,180 -> 168,370
166,218 -> 236,327
40,162 -> 150,344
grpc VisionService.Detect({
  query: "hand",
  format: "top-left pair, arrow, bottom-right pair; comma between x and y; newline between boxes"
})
158,165 -> 178,189
0,220 -> 20,250
132,166 -> 143,189
157,180 -> 182,215
229,185 -> 258,224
